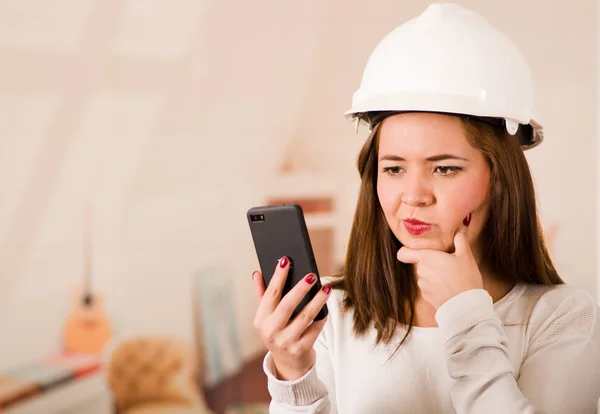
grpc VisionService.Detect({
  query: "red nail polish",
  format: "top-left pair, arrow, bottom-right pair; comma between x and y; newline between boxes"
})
322,285 -> 332,294
279,256 -> 288,268
305,274 -> 316,284
463,213 -> 472,227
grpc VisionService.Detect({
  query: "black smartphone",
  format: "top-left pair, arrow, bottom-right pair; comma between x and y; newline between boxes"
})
247,203 -> 328,321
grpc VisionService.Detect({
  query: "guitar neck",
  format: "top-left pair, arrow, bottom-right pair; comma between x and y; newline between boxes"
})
83,205 -> 93,297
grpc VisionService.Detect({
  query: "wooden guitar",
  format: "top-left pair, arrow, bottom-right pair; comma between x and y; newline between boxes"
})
63,206 -> 112,354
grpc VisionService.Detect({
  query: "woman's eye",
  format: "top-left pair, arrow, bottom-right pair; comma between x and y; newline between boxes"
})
382,166 -> 403,175
435,166 -> 462,176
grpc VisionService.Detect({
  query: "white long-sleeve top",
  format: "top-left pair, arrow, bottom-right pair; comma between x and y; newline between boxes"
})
263,280 -> 600,413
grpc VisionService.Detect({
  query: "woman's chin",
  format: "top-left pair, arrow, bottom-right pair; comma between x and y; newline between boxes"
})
397,234 -> 450,252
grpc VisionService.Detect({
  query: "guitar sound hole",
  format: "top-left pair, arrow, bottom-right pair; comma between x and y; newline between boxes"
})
83,294 -> 94,307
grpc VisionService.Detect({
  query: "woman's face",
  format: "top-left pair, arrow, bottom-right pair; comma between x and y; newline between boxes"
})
377,113 -> 491,255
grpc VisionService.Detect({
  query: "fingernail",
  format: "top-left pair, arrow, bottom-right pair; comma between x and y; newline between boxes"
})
322,285 -> 332,294
279,256 -> 288,268
463,213 -> 472,227
305,274 -> 316,284
252,271 -> 258,280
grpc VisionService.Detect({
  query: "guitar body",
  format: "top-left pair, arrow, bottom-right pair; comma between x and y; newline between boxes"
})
63,285 -> 112,354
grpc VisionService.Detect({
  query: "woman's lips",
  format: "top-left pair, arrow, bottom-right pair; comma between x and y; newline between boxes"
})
403,218 -> 432,236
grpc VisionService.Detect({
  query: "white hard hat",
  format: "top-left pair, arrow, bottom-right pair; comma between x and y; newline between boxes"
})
345,3 -> 543,149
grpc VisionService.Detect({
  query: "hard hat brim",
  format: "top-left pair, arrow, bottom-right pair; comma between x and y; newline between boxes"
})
345,109 -> 543,150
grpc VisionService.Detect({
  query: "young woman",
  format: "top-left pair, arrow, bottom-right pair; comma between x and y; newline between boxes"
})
251,4 -> 600,413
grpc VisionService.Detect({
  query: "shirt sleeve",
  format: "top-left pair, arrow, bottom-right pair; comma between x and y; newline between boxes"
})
435,287 -> 600,414
263,322 -> 336,413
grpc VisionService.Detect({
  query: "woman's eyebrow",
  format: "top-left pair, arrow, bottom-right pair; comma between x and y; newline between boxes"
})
379,154 -> 469,162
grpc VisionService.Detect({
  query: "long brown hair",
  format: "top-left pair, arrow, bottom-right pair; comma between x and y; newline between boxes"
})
330,115 -> 563,348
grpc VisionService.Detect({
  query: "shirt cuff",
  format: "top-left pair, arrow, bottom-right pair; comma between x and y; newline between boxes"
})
435,289 -> 499,342
263,351 -> 328,405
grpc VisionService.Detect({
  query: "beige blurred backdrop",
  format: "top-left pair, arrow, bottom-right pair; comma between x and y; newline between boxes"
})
0,0 -> 596,373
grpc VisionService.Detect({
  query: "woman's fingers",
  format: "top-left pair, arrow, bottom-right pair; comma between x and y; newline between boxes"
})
279,284 -> 331,341
252,271 -> 266,299
297,317 -> 328,348
268,272 -> 320,329
255,256 -> 290,320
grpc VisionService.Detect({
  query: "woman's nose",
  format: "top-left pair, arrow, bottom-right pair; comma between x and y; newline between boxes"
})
401,174 -> 434,207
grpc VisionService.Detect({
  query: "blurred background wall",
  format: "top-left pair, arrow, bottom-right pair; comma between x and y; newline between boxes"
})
0,0 -> 596,394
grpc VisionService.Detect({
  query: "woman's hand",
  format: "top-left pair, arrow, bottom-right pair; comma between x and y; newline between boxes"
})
396,214 -> 483,310
252,256 -> 331,381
